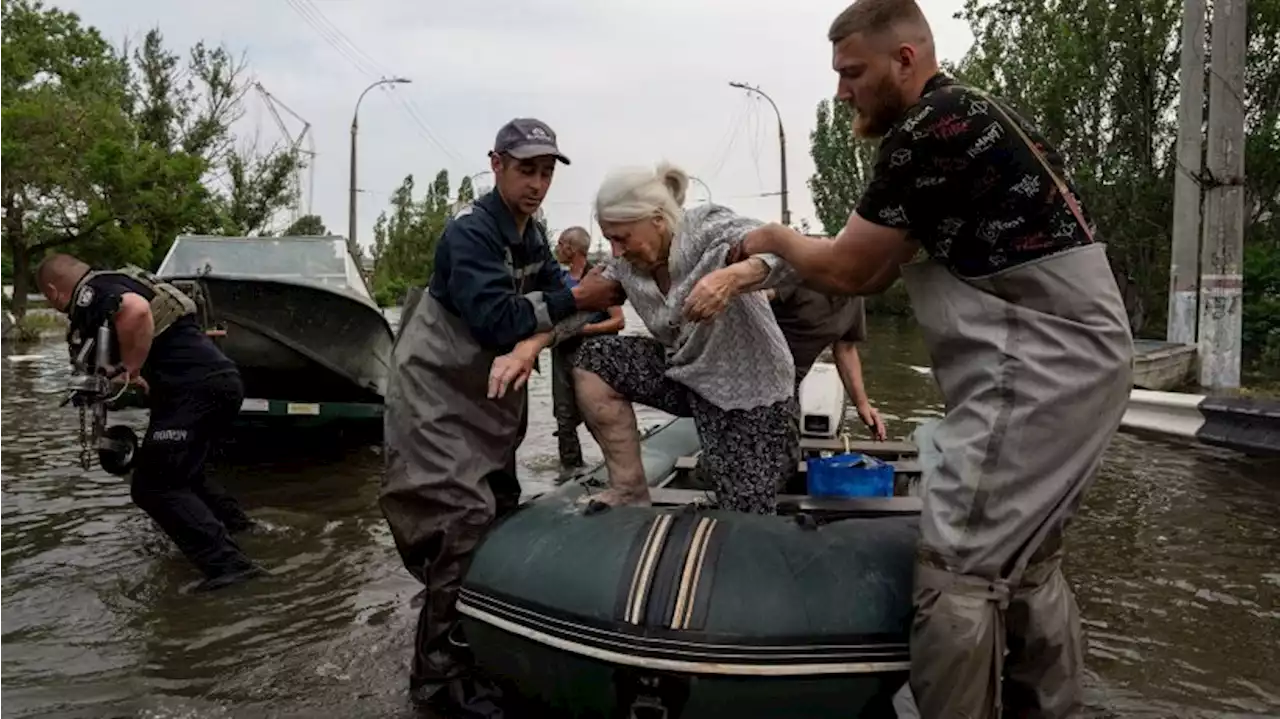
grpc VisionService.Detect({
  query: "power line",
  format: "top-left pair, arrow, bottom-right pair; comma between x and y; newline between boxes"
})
286,0 -> 379,75
285,0 -> 464,166
291,0 -> 461,163
295,0 -> 386,75
747,95 -> 765,189
701,97 -> 748,178
704,97 -> 753,183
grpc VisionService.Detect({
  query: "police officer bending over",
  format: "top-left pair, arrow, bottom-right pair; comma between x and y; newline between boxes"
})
379,118 -> 617,714
38,253 -> 261,592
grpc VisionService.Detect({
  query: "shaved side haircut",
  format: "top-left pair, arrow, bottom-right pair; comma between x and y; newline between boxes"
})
828,0 -> 934,47
36,253 -> 90,288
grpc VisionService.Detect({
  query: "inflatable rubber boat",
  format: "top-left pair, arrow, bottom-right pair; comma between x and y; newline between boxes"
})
458,414 -> 922,718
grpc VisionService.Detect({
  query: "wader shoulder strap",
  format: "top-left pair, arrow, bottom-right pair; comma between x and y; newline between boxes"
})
942,85 -> 1095,242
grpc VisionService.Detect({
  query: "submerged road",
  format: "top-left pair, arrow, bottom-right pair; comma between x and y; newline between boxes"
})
2,307 -> 1277,718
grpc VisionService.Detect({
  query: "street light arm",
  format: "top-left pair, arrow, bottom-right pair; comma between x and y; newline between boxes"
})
729,81 -> 782,124
353,77 -> 412,128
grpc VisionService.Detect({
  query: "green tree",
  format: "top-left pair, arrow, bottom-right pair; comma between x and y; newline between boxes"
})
956,0 -> 1279,357
805,0 -> 1280,360
116,29 -> 226,254
807,98 -> 879,237
1,0 -> 144,316
370,170 -> 455,306
283,214 -> 328,236
211,146 -> 301,236
125,28 -> 300,243
457,175 -> 476,205
0,3 -> 304,317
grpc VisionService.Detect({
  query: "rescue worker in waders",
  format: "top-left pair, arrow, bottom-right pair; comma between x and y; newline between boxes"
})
550,226 -> 625,470
378,118 -> 620,714
706,0 -> 1135,714
38,253 -> 261,593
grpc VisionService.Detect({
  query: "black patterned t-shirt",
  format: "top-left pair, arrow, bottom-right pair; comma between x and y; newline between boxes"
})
855,73 -> 1096,278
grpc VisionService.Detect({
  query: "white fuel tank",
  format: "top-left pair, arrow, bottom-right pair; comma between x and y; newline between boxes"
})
797,362 -> 846,438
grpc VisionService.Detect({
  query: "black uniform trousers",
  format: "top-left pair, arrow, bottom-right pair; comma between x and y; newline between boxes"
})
130,371 -> 254,578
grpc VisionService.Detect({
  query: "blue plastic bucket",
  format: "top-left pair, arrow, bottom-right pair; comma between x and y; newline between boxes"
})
805,452 -> 895,498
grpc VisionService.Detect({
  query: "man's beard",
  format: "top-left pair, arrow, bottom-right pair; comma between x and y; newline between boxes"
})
851,76 -> 908,139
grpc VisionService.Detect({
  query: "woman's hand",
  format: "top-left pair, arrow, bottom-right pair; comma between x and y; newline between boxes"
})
684,257 -> 771,322
683,267 -> 740,322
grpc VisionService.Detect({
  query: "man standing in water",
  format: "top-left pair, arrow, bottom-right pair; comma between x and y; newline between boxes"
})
551,226 -> 625,470
696,0 -> 1134,714
37,254 -> 260,592
379,119 -> 618,715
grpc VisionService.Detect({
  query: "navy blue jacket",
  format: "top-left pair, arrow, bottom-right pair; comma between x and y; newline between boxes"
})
428,190 -> 577,349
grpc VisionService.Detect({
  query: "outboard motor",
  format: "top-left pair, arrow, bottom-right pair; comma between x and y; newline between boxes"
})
61,317 -> 139,476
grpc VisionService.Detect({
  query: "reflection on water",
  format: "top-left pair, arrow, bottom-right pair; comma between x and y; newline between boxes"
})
1069,435 -> 1280,716
2,308 -> 1277,718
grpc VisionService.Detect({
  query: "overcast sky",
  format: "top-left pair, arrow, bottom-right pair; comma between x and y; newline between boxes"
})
55,0 -> 974,251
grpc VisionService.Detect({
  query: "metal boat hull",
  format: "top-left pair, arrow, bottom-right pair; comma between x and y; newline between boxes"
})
177,277 -> 393,404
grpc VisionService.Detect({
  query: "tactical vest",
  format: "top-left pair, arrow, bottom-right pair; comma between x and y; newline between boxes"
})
72,264 -> 198,337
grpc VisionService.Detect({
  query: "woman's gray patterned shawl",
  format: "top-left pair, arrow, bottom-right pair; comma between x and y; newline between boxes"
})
552,203 -> 798,411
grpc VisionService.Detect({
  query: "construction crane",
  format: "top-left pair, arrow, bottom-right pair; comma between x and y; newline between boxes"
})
253,82 -> 316,223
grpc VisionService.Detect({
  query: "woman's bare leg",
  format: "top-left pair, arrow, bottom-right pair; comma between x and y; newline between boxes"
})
574,367 -> 651,507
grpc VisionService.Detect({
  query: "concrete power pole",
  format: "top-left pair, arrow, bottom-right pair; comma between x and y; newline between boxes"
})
1197,0 -> 1248,389
1167,0 -> 1207,345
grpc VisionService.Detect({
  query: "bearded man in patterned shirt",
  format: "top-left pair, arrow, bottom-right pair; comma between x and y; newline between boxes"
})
695,0 -> 1135,715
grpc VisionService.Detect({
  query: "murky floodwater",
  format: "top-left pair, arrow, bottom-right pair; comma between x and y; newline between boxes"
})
2,307 -> 1277,718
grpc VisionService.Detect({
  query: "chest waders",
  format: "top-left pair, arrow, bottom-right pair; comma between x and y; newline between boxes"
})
897,86 -> 1134,718
379,207 -> 553,699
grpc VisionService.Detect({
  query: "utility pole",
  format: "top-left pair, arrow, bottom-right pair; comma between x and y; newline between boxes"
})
1197,0 -> 1248,389
1167,0 -> 1207,345
729,82 -> 790,226
349,77 -> 411,267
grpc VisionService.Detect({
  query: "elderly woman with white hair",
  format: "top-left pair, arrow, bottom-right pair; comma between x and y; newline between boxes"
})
560,161 -> 803,515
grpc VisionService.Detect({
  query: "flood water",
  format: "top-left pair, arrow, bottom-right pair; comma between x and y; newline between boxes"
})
2,307 -> 1278,718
